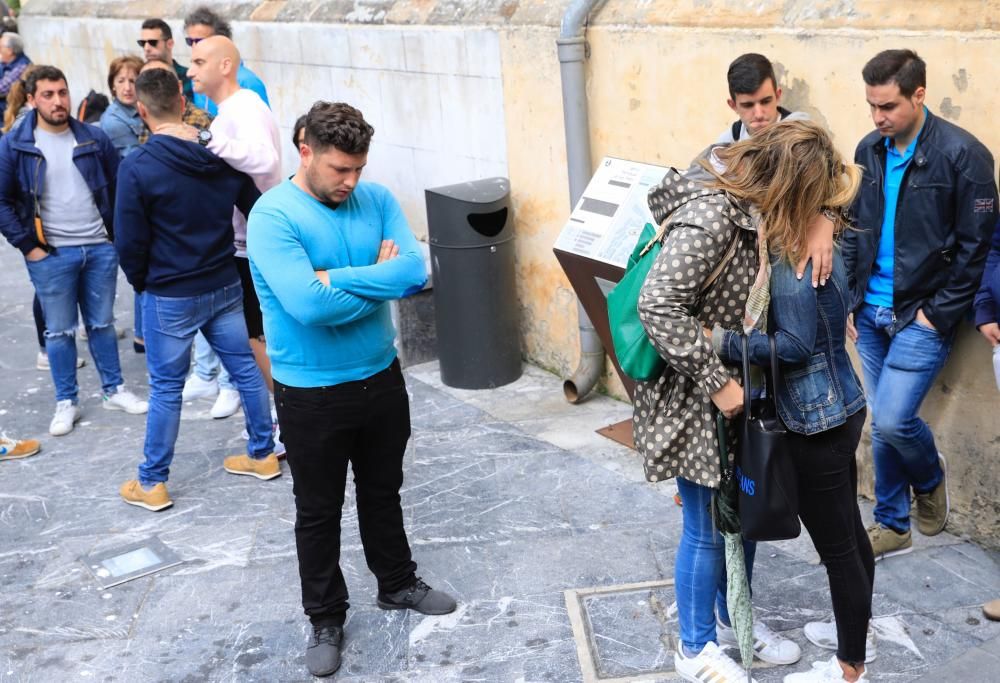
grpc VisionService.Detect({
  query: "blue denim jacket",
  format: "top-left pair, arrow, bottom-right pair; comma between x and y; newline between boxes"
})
99,99 -> 144,159
716,249 -> 866,435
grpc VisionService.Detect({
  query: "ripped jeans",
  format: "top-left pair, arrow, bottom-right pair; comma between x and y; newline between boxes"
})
25,242 -> 124,402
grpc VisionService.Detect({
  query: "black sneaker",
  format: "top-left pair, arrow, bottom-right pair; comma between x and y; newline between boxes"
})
305,624 -> 343,677
377,577 -> 457,615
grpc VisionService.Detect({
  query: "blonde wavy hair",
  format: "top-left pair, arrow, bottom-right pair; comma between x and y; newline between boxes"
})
704,119 -> 862,264
2,64 -> 38,133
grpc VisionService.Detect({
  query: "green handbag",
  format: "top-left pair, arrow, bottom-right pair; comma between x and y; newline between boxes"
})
607,220 -> 741,382
607,222 -> 668,381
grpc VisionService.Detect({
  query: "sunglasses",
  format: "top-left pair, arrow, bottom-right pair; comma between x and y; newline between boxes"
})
136,39 -> 162,48
184,37 -> 206,47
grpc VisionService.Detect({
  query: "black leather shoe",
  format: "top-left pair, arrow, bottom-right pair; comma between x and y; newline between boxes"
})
305,624 -> 343,677
377,577 -> 457,615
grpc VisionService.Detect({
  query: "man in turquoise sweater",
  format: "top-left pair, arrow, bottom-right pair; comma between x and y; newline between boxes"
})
247,102 -> 455,678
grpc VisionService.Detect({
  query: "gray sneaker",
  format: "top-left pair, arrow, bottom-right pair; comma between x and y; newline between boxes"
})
377,578 -> 457,615
915,453 -> 949,536
305,624 -> 342,677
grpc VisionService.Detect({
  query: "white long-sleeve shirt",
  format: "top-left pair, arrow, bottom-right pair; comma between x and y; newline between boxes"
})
208,89 -> 282,257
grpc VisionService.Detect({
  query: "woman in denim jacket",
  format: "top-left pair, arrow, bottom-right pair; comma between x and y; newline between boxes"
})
99,55 -> 144,159
710,121 -> 871,683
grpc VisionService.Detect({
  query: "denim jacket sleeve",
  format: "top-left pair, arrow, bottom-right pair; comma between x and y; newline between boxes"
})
716,260 -> 816,368
973,217 -> 1000,327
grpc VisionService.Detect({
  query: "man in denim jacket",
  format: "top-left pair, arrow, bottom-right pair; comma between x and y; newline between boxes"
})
844,49 -> 998,561
0,66 -> 149,437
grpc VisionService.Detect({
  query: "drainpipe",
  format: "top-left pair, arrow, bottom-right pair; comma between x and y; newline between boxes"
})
558,0 -> 605,404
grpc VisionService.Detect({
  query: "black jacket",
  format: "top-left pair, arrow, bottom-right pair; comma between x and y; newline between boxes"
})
843,109 -> 998,335
113,135 -> 259,296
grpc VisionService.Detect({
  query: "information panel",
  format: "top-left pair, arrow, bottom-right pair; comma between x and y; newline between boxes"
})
553,157 -> 669,268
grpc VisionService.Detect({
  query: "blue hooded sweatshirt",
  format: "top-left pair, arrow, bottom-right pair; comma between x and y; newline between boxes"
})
113,135 -> 259,296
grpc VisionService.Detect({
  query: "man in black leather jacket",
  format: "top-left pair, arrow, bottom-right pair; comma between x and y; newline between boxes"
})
843,49 -> 998,563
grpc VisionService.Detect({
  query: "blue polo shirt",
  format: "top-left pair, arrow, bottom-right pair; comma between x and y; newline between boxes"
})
865,113 -> 926,307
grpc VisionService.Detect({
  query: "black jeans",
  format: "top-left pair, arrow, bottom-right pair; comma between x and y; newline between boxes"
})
275,358 -> 418,627
788,408 -> 873,665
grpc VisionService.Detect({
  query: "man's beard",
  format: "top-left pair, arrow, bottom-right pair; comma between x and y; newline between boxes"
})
38,108 -> 68,126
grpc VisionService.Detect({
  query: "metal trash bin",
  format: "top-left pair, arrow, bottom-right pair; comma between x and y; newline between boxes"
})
426,177 -> 522,389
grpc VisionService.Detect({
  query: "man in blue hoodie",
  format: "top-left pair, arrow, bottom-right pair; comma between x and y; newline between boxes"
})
113,68 -> 277,512
248,102 -> 455,678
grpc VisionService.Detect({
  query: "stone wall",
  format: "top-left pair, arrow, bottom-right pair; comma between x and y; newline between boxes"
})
17,0 -> 1000,545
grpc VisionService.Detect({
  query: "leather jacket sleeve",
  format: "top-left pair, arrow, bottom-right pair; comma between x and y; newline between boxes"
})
922,143 -> 998,332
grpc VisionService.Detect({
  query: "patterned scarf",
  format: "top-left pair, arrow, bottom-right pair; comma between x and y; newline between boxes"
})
744,207 -> 770,333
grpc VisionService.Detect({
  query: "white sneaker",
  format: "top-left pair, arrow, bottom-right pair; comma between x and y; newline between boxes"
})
102,386 -> 148,414
273,421 -> 285,457
36,351 -> 86,370
210,389 -> 241,419
675,641 -> 757,683
803,620 -> 876,663
182,374 -> 218,401
783,655 -> 868,682
718,616 -> 801,665
49,400 -> 82,436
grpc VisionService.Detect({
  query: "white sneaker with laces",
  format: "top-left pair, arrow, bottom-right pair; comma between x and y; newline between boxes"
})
36,351 -> 87,370
675,641 -> 757,683
717,616 -> 801,665
783,655 -> 867,682
210,389 -> 242,419
49,400 -> 82,436
182,374 -> 219,401
103,386 -> 148,414
803,620 -> 876,663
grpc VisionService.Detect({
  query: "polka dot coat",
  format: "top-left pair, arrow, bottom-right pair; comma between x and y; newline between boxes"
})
633,169 -> 759,488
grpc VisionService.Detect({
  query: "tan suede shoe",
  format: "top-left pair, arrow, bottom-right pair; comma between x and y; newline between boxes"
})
223,453 -> 281,480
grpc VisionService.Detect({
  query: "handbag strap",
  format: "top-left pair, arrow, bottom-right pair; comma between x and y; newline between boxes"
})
740,333 -> 782,416
741,334 -> 752,415
701,225 -> 741,295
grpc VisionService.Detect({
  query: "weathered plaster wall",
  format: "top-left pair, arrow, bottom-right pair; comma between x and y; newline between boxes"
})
16,0 -> 1000,544
18,14 -> 507,238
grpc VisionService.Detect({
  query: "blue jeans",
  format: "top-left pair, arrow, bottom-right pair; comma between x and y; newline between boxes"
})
192,331 -> 233,390
134,290 -> 144,342
854,304 -> 951,531
140,282 -> 273,485
675,477 -> 757,652
25,242 -> 124,402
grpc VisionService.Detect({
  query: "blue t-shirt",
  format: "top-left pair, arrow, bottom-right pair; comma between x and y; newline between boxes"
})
865,113 -> 926,307
193,63 -> 270,116
247,180 -> 427,388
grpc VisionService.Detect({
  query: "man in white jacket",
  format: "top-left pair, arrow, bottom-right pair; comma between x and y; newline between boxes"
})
176,36 -> 283,444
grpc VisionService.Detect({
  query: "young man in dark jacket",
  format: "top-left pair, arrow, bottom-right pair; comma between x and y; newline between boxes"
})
0,65 -> 148,437
113,68 -> 276,512
843,49 -> 998,560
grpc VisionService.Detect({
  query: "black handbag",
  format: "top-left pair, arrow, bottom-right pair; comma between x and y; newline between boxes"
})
736,335 -> 801,541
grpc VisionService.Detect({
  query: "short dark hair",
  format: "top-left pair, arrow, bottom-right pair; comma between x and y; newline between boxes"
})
141,18 -> 172,40
862,49 -> 926,98
727,53 -> 777,99
292,114 -> 307,149
25,65 -> 67,97
303,102 -> 374,155
135,68 -> 182,119
183,7 -> 232,39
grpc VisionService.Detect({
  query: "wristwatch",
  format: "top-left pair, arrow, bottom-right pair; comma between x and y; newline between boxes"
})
197,129 -> 212,146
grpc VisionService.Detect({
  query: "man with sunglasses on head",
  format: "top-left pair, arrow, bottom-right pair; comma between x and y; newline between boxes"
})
183,6 -> 268,117
138,18 -> 192,100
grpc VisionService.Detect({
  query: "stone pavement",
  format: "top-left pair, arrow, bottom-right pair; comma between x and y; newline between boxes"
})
1,246 -> 1000,682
